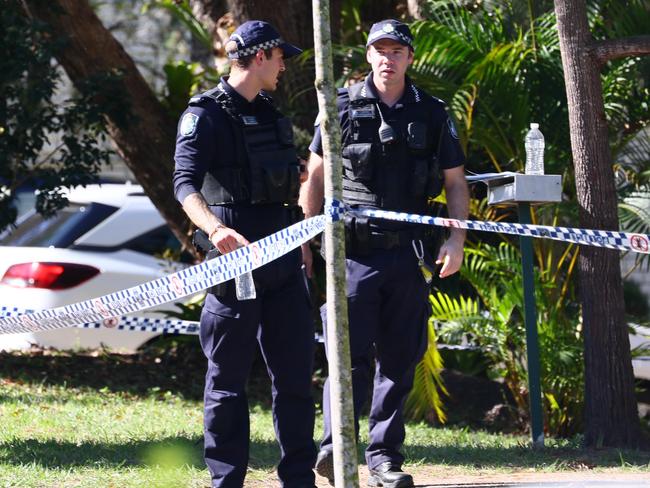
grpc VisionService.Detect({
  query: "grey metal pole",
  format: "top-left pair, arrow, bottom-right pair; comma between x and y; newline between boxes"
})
518,202 -> 545,448
312,0 -> 360,486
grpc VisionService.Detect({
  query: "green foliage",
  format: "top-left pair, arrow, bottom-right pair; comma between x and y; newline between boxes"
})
407,3 -> 569,176
142,0 -> 213,51
143,1 -> 224,121
162,61 -> 210,118
405,317 -> 448,423
616,130 -> 650,272
0,5 -> 114,233
431,240 -> 584,436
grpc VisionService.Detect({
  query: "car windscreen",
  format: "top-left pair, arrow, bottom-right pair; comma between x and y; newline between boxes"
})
0,202 -> 118,248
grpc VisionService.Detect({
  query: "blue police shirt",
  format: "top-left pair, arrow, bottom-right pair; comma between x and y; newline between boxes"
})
172,77 -> 296,242
309,73 -> 465,170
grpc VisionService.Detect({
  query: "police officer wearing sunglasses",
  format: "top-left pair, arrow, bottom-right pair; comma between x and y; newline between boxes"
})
300,19 -> 469,488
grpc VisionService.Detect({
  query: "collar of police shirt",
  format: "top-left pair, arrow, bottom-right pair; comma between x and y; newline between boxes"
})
218,76 -> 275,113
359,72 -> 422,108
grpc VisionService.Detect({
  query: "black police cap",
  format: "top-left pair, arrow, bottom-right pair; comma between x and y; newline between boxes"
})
227,20 -> 302,59
366,19 -> 414,50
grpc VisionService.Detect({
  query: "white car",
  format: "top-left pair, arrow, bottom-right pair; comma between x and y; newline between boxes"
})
0,183 -> 197,353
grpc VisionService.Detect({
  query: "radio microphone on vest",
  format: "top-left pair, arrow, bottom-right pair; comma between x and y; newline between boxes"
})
375,103 -> 396,144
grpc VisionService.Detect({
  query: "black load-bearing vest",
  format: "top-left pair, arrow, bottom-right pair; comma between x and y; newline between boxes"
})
193,84 -> 301,206
341,82 -> 444,215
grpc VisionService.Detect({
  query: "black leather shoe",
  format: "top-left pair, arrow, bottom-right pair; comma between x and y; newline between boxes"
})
367,462 -> 414,488
315,448 -> 334,486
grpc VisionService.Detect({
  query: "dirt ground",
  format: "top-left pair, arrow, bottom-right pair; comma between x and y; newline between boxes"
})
243,467 -> 650,487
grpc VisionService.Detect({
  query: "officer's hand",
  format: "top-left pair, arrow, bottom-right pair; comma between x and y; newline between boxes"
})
301,242 -> 313,278
299,158 -> 309,184
211,227 -> 249,255
436,238 -> 464,278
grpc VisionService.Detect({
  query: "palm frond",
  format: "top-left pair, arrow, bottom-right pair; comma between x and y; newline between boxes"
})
405,319 -> 448,423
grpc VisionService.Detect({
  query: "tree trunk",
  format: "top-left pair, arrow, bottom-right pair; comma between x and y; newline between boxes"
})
312,0 -> 358,485
21,0 -> 195,254
406,0 -> 424,20
553,0 -> 641,447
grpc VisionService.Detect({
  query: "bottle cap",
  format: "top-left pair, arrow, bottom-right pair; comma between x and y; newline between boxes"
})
530,123 -> 539,129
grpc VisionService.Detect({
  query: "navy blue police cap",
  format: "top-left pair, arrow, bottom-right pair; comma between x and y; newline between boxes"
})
366,19 -> 414,50
227,20 -> 302,59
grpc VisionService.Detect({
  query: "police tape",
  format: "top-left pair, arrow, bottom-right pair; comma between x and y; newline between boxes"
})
0,215 -> 327,335
0,306 -> 200,335
346,206 -> 650,255
1,199 -> 648,337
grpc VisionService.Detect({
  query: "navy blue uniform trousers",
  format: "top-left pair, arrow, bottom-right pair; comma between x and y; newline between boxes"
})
320,245 -> 429,469
199,246 -> 316,488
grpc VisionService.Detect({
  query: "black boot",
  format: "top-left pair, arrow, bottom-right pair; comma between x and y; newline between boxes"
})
315,449 -> 334,486
367,462 -> 414,488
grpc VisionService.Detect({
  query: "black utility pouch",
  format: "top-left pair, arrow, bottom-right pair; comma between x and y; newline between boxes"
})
354,216 -> 371,255
407,122 -> 428,154
192,230 -> 230,297
342,143 -> 373,181
407,122 -> 432,196
343,214 -> 371,256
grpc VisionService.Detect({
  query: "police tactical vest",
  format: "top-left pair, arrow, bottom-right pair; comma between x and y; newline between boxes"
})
341,82 -> 443,214
192,84 -> 301,206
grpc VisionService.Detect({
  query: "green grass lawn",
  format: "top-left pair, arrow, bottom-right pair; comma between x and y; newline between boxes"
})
0,347 -> 649,487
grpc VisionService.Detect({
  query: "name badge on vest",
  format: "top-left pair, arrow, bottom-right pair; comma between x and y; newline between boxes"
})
351,106 -> 375,119
241,115 -> 259,126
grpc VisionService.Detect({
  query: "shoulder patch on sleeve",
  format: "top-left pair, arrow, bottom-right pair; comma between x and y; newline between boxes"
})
446,117 -> 459,140
180,113 -> 199,136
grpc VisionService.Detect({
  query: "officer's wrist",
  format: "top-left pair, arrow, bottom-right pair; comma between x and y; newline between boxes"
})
208,223 -> 226,241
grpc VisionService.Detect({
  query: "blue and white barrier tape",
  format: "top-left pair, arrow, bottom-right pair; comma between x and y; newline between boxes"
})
0,215 -> 326,335
1,198 -> 648,336
346,206 -> 650,255
0,307 -> 200,335
78,316 -> 200,335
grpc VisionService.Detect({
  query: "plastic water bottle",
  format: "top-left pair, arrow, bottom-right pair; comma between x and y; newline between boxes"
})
525,123 -> 545,175
235,270 -> 256,300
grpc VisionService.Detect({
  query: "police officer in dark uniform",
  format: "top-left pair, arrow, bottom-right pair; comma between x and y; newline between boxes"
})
299,19 -> 469,488
173,20 -> 317,488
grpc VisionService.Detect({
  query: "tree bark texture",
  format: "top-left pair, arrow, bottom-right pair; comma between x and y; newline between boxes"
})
406,0 -> 424,20
21,0 -> 194,253
312,0 -> 359,486
592,36 -> 650,65
553,0 -> 641,447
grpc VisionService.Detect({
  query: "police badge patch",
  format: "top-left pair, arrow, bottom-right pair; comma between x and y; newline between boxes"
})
180,113 -> 199,136
447,117 -> 459,139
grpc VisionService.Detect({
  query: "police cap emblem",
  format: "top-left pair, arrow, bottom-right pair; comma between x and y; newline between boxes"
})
180,113 -> 199,137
